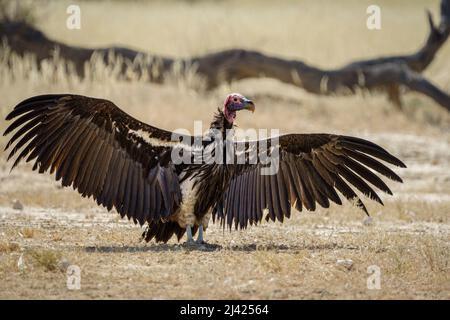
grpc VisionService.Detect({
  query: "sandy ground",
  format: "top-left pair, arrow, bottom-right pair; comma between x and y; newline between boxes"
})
0,132 -> 449,299
0,0 -> 449,300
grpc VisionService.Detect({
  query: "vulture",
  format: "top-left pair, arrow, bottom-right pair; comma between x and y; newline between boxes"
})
3,93 -> 406,245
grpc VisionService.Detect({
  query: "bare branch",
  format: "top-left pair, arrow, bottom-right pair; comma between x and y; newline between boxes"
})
1,0 -> 449,112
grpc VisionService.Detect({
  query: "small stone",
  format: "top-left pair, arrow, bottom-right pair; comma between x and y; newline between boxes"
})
17,254 -> 25,271
224,277 -> 233,285
12,200 -> 24,211
406,210 -> 416,217
336,259 -> 353,270
58,258 -> 71,272
363,217 -> 373,226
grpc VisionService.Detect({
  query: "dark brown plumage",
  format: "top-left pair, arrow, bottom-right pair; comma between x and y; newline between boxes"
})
212,133 -> 405,230
3,93 -> 406,244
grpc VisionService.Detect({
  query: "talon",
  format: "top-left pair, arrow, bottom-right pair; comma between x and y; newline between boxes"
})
196,225 -> 205,244
184,224 -> 206,246
186,224 -> 194,243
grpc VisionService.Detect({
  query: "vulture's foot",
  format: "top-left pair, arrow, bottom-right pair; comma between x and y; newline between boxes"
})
183,225 -> 208,248
196,225 -> 206,244
184,240 -> 196,246
185,225 -> 195,245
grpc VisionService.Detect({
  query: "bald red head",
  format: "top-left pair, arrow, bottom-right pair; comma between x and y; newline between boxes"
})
223,93 -> 255,123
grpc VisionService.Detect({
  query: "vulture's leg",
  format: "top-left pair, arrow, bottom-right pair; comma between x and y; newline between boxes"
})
186,225 -> 195,244
196,225 -> 204,244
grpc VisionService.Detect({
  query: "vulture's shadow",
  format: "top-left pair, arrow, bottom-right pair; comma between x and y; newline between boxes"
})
83,242 -> 359,253
83,243 -> 223,253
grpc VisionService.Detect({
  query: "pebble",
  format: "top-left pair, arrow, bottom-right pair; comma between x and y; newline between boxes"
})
336,259 -> 354,270
58,258 -> 71,272
363,217 -> 373,226
12,199 -> 24,211
17,254 -> 25,271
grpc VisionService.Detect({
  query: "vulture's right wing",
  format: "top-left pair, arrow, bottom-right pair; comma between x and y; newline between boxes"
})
213,133 -> 406,229
3,94 -> 188,225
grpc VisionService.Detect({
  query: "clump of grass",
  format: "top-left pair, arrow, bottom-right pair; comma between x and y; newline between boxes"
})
52,233 -> 63,242
165,59 -> 206,92
28,249 -> 61,272
0,0 -> 38,24
0,241 -> 20,253
20,227 -> 35,239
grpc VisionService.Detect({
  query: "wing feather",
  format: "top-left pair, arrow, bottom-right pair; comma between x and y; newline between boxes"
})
215,133 -> 405,229
3,94 -> 183,224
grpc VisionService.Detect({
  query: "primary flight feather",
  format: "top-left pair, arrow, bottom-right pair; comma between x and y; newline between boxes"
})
3,93 -> 406,244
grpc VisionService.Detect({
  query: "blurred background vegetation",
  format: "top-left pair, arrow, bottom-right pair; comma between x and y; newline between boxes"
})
0,0 -> 449,300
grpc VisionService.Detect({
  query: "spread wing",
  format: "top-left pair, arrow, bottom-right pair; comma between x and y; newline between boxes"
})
3,94 -> 187,225
213,133 -> 406,229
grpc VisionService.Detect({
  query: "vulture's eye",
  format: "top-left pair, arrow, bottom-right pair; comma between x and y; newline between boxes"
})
233,98 -> 238,102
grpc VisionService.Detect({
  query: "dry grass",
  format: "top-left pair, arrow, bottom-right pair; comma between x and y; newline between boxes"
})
0,0 -> 37,24
0,0 -> 449,299
0,241 -> 20,253
28,249 -> 61,272
0,211 -> 448,299
20,228 -> 36,239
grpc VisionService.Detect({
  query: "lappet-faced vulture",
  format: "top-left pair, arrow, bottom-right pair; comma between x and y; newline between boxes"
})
3,93 -> 406,244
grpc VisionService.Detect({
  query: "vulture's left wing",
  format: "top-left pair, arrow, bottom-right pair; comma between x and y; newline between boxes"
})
213,133 -> 406,229
3,94 -> 189,225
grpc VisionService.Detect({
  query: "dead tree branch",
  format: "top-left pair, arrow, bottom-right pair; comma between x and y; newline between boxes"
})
1,0 -> 449,112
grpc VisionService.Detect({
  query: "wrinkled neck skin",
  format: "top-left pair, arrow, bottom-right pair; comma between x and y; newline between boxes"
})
209,109 -> 234,134
199,109 -> 234,152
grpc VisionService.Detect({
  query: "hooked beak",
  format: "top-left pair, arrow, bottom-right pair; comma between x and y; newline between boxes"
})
243,98 -> 255,113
